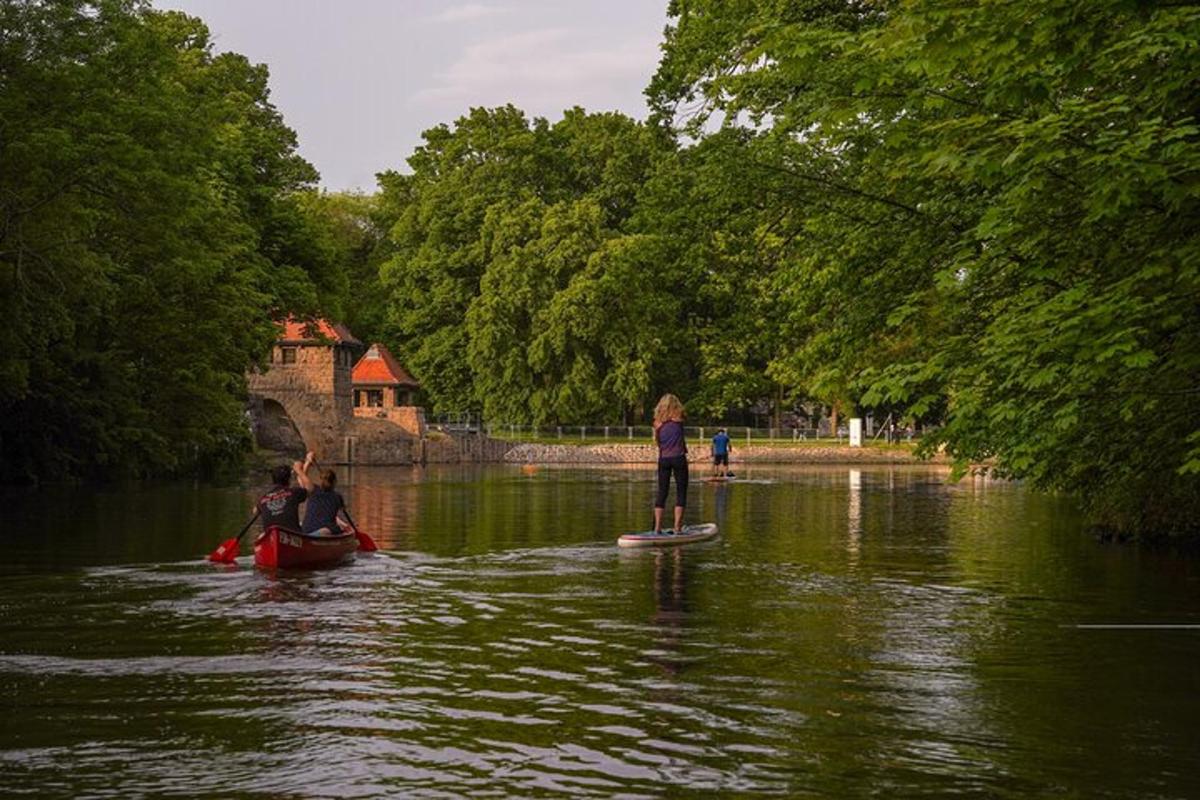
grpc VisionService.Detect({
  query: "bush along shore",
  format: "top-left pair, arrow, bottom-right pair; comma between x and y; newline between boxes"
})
501,442 -> 943,465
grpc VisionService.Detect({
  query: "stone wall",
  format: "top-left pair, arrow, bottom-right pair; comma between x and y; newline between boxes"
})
247,343 -> 356,458
343,417 -> 420,464
352,405 -> 427,438
424,432 -> 513,463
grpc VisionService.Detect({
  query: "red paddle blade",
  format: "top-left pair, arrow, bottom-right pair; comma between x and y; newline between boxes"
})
208,538 -> 240,563
354,530 -> 378,552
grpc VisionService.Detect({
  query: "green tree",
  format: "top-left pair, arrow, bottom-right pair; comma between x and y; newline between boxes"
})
649,0 -> 1200,534
379,106 -> 679,421
0,0 -> 327,481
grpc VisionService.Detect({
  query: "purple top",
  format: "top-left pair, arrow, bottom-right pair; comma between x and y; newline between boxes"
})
656,420 -> 687,459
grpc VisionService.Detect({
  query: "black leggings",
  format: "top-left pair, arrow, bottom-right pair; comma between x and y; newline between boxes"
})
655,455 -> 689,509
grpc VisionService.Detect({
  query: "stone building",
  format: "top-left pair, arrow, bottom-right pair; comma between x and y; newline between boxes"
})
246,318 -> 362,459
352,343 -> 425,438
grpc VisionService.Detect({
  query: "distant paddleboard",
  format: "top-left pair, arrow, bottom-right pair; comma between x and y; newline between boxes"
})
703,475 -> 737,483
618,523 -> 719,548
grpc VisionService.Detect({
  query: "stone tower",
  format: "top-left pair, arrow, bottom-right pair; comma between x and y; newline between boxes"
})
246,318 -> 362,459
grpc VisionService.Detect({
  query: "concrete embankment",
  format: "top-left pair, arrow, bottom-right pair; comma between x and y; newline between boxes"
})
500,442 -> 942,465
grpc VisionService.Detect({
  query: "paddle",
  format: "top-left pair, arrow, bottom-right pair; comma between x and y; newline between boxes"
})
208,511 -> 260,564
341,507 -> 378,552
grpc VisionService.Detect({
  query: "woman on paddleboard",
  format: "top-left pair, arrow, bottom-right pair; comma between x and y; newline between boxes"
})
653,393 -> 689,534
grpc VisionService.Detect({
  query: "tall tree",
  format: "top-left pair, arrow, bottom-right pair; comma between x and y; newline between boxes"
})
649,0 -> 1200,534
379,106 -> 680,421
0,0 -> 326,481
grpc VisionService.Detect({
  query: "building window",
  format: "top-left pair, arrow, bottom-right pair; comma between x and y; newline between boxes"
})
367,390 -> 384,407
281,347 -> 297,364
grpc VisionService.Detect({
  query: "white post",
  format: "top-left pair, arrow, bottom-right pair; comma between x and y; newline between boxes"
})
849,418 -> 863,448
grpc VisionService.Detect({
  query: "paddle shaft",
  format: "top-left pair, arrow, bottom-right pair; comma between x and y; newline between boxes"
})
234,510 -> 260,542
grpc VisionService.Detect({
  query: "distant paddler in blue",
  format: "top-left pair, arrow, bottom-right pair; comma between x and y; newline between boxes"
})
652,393 -> 689,534
711,427 -> 733,478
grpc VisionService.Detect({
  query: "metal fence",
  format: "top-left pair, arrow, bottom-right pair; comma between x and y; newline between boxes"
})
462,423 -> 923,445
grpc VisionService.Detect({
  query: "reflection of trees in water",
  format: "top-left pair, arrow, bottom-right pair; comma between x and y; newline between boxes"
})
648,547 -> 690,678
339,466 -> 425,550
713,482 -> 729,526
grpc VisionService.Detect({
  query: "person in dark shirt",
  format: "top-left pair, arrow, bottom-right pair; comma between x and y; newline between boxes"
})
653,393 -> 689,534
256,455 -> 314,532
711,428 -> 733,478
301,465 -> 348,536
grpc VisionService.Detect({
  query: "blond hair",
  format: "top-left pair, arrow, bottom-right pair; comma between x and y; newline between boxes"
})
653,394 -> 685,427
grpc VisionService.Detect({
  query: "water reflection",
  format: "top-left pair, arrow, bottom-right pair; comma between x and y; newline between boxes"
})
847,469 -> 862,566
3,466 -> 1200,798
648,548 -> 691,678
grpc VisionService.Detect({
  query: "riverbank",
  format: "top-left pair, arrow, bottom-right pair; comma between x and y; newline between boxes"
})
501,441 -> 942,465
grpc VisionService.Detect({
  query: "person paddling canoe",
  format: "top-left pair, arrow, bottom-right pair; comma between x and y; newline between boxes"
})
298,454 -> 350,536
653,393 -> 689,535
255,454 -> 314,533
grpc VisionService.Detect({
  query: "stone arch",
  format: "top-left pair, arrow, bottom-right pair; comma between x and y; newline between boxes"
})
247,390 -> 347,461
253,398 -> 307,456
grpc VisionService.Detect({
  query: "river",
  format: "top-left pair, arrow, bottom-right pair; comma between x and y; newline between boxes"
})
1,465 -> 1198,797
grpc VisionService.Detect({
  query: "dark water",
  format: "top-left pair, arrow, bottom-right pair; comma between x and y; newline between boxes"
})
1,465 -> 1199,798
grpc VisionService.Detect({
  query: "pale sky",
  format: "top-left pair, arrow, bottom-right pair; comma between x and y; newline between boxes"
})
153,1 -> 672,191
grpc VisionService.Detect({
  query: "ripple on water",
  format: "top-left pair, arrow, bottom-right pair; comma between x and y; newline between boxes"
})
3,471 -> 1200,798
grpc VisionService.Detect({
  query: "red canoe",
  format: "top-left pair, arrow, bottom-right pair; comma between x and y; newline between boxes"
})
254,525 -> 360,569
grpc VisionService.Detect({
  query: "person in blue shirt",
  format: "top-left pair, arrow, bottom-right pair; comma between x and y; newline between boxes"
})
711,428 -> 733,478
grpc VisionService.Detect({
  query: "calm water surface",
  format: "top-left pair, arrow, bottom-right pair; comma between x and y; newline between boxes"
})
1,465 -> 1199,798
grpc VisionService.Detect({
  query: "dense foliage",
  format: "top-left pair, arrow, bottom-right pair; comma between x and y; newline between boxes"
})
377,107 -> 699,423
644,0 -> 1200,533
0,0 -> 335,481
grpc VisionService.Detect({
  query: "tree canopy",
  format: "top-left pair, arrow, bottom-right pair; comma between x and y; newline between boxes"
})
377,106 -> 697,423
645,0 -> 1200,533
0,0 -> 334,481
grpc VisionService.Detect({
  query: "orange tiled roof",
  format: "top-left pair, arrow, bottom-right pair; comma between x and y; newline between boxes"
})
277,317 -> 361,346
353,343 -> 419,387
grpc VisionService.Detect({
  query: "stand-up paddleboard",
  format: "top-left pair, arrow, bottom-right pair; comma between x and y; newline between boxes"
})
703,474 -> 737,483
618,523 -> 719,548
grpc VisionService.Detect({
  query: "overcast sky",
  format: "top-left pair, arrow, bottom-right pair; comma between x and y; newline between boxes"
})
153,1 -> 671,192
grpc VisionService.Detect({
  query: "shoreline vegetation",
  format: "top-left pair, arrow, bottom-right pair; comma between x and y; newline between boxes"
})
1,2 -> 1196,538
500,441 -> 941,465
